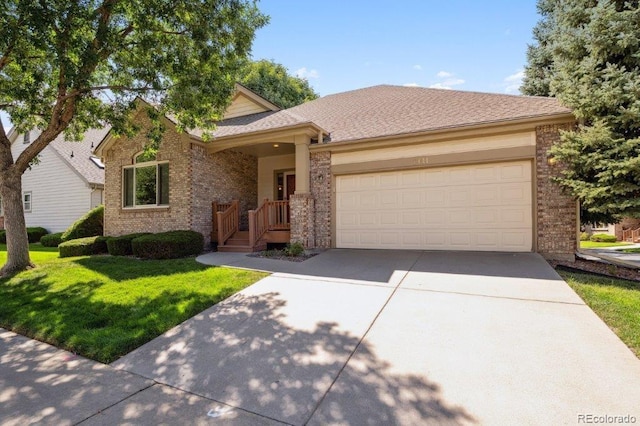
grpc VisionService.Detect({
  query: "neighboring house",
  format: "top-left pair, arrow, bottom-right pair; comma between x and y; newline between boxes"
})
95,84 -> 577,260
3,127 -> 108,233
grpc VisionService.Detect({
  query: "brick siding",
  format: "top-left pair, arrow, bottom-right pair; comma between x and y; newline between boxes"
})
535,123 -> 578,260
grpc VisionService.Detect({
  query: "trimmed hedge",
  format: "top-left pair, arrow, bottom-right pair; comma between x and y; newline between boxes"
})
590,233 -> 617,243
0,227 -> 49,244
579,232 -> 590,242
107,232 -> 151,256
27,227 -> 49,243
59,236 -> 109,258
40,232 -> 64,247
62,205 -> 104,242
131,230 -> 204,259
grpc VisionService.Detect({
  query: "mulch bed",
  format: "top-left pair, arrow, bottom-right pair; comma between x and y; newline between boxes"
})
550,257 -> 640,282
248,249 -> 318,263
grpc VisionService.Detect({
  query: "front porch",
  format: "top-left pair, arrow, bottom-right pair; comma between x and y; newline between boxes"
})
212,199 -> 291,252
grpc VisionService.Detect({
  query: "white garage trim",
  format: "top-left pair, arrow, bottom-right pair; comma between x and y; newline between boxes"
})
335,161 -> 533,252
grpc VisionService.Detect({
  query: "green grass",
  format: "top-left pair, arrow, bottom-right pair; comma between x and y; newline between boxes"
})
580,241 -> 632,249
558,269 -> 640,358
620,248 -> 640,253
0,244 -> 267,363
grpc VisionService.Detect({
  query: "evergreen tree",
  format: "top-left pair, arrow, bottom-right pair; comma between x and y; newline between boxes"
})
523,0 -> 640,222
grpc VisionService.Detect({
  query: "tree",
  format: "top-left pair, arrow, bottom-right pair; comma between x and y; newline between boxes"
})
522,0 -> 640,223
0,1 -> 267,275
240,59 -> 318,108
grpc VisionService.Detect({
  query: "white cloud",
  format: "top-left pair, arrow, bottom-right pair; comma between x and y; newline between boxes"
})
503,69 -> 524,94
404,82 -> 420,87
436,70 -> 453,78
429,78 -> 464,90
296,67 -> 319,79
413,64 -> 422,70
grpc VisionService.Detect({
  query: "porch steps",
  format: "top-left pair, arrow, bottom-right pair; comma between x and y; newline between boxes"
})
217,231 -> 266,253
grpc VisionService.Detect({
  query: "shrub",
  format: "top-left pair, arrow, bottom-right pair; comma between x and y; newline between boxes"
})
40,232 -> 64,247
590,233 -> 617,243
107,233 -> 151,256
131,230 -> 204,259
580,232 -> 590,242
27,227 -> 49,243
0,227 -> 49,243
285,241 -> 305,257
62,205 -> 104,242
59,236 -> 109,258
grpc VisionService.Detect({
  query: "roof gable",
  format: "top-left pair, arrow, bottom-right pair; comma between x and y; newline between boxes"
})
222,83 -> 281,120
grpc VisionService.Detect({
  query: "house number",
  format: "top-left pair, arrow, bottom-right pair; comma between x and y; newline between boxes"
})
416,156 -> 429,165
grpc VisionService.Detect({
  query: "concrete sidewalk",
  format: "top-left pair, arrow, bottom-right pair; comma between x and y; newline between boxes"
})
3,250 -> 640,425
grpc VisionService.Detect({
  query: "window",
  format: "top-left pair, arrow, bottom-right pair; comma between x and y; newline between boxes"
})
23,192 -> 32,213
23,132 -> 30,144
123,152 -> 169,208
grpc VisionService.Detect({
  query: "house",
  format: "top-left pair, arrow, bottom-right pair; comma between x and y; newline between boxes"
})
95,84 -> 577,260
3,127 -> 108,232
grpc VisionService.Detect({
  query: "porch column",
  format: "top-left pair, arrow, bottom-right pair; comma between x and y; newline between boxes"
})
294,135 -> 311,194
291,134 -> 315,248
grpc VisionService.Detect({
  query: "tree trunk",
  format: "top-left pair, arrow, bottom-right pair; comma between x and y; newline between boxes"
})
0,169 -> 33,276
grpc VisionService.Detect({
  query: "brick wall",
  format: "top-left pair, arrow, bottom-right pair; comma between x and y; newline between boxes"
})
536,123 -> 578,261
290,193 -> 315,248
310,151 -> 331,248
104,116 -> 192,238
104,113 -> 257,245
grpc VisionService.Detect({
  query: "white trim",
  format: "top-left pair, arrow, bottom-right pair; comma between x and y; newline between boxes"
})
23,191 -> 32,213
122,152 -> 169,208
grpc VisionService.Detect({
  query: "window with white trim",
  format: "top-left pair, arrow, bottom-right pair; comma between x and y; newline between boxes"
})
123,152 -> 169,208
23,192 -> 32,212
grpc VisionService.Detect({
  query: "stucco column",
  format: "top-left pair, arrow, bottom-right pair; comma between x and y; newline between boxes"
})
294,134 -> 311,194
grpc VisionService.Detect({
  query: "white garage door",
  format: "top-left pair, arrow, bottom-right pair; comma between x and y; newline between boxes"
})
336,161 -> 533,252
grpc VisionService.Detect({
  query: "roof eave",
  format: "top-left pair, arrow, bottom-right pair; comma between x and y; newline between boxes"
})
310,112 -> 575,152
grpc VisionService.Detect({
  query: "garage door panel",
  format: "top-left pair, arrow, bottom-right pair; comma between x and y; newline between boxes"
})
336,161 -> 532,252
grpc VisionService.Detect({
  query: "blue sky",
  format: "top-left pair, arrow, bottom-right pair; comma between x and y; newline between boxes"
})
1,1 -> 541,128
251,0 -> 539,96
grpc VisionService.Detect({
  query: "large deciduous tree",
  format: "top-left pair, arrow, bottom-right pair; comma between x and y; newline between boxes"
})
522,0 -> 640,223
0,1 -> 267,275
240,59 -> 318,108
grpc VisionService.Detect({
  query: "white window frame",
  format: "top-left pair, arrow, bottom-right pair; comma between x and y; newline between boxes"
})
23,192 -> 32,213
122,153 -> 169,209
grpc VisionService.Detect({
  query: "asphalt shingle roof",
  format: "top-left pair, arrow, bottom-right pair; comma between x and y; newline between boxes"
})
49,127 -> 109,185
263,85 -> 573,143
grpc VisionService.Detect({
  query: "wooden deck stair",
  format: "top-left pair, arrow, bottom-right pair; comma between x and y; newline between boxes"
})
218,231 -> 266,253
622,227 -> 640,243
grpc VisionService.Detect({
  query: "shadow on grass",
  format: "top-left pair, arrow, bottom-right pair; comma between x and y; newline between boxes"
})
72,255 -> 211,281
557,266 -> 640,290
0,274 -> 239,363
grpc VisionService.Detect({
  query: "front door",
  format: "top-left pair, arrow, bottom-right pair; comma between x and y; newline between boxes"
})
286,174 -> 296,200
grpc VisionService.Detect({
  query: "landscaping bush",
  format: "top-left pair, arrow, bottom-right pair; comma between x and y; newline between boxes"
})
40,232 -> 64,247
27,227 -> 49,243
107,233 -> 151,256
590,233 -> 617,243
131,230 -> 204,259
285,241 -> 305,257
580,232 -> 590,241
59,236 -> 109,258
0,227 -> 49,244
62,205 -> 104,242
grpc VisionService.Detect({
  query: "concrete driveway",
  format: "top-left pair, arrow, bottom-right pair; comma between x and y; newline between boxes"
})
88,250 -> 640,425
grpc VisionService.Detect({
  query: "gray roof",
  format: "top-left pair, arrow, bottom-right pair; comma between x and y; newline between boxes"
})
284,85 -> 572,143
204,85 -> 572,144
49,127 -> 109,186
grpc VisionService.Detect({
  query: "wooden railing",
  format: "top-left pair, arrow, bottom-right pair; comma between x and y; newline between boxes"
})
216,200 -> 239,246
211,200 -> 235,242
622,227 -> 640,242
248,199 -> 290,249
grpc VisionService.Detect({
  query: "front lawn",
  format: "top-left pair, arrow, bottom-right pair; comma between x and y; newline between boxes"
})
0,244 -> 267,363
580,241 -> 632,249
558,269 -> 640,358
620,248 -> 640,253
